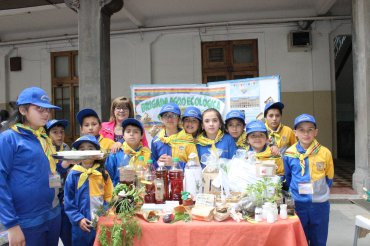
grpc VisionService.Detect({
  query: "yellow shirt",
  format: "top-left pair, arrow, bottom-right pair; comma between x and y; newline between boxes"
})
265,123 -> 296,153
98,135 -> 115,154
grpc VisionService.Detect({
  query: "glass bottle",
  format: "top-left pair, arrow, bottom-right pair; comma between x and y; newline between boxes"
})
155,162 -> 169,201
144,160 -> 156,203
169,157 -> 184,202
184,153 -> 203,199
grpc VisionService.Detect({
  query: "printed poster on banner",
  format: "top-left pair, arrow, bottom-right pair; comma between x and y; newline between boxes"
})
131,76 -> 280,143
208,75 -> 280,123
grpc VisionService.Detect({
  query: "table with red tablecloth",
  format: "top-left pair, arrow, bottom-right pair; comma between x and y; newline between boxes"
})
94,215 -> 307,246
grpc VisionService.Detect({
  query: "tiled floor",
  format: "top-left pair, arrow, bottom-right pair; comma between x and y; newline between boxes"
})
331,158 -> 357,194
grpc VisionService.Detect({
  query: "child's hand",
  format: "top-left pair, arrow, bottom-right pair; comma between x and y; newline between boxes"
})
110,142 -> 122,154
158,154 -> 173,166
78,218 -> 93,232
7,225 -> 25,246
270,146 -> 281,156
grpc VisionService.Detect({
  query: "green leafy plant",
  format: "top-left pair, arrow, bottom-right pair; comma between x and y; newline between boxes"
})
245,177 -> 282,207
99,184 -> 144,246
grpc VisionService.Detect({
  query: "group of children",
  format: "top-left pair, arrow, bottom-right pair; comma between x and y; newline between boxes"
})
0,86 -> 334,246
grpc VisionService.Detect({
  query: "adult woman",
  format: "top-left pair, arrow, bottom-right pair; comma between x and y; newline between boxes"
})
100,96 -> 148,151
0,87 -> 62,246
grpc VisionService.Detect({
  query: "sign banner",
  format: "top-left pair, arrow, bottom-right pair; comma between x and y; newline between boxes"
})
131,76 -> 280,143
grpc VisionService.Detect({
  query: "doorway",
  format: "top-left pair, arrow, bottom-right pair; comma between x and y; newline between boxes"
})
333,35 -> 355,190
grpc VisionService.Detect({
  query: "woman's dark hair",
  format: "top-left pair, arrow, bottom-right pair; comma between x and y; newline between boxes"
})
0,105 -> 30,132
201,108 -> 226,133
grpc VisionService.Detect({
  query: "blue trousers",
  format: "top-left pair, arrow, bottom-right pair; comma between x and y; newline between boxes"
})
60,207 -> 72,246
72,225 -> 96,246
22,214 -> 61,246
295,201 -> 330,246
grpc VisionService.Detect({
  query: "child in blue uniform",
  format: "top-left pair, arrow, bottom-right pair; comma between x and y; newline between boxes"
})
46,119 -> 70,151
151,103 -> 198,169
0,87 -> 62,246
64,135 -> 113,246
76,108 -> 115,154
284,114 -> 334,246
196,108 -> 237,165
46,119 -> 72,246
105,118 -> 151,186
225,110 -> 247,149
182,106 -> 202,138
245,120 -> 284,175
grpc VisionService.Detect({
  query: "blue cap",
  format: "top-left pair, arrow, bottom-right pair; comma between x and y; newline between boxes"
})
72,135 -> 100,150
16,87 -> 61,109
76,108 -> 99,125
182,106 -> 201,121
246,120 -> 267,135
225,110 -> 245,123
121,118 -> 144,133
294,114 -> 316,129
264,102 -> 284,117
159,103 -> 181,116
45,119 -> 68,131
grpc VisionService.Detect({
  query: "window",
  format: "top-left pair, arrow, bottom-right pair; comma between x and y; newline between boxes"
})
202,39 -> 258,83
51,51 -> 79,145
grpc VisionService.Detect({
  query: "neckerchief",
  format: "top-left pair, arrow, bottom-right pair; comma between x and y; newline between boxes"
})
285,140 -> 321,176
236,131 -> 247,148
72,163 -> 101,189
255,146 -> 280,160
265,122 -> 283,147
196,129 -> 224,153
156,129 -> 194,144
121,142 -> 151,167
12,123 -> 57,174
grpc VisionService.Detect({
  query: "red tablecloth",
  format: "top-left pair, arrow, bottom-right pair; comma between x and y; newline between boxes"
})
94,215 -> 307,246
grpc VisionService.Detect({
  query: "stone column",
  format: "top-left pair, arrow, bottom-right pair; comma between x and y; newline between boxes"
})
352,0 -> 370,192
65,0 -> 123,121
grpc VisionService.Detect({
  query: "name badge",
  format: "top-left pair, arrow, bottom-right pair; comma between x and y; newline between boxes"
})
298,182 -> 313,194
49,173 -> 62,188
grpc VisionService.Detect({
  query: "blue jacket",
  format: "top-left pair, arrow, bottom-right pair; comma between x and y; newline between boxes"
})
64,166 -> 113,225
0,127 -> 60,229
284,141 -> 334,203
151,132 -> 198,170
196,133 -> 237,164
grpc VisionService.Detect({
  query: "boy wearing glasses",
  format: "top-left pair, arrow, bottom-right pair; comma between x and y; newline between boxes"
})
284,114 -> 334,246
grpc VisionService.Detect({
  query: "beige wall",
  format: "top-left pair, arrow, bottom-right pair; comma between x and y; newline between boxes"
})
281,91 -> 333,151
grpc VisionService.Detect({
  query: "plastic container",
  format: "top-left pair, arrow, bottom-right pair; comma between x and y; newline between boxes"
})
280,204 -> 288,219
144,160 -> 156,203
155,162 -> 169,201
154,177 -> 165,204
184,153 -> 203,199
135,156 -> 145,188
169,157 -> 184,202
